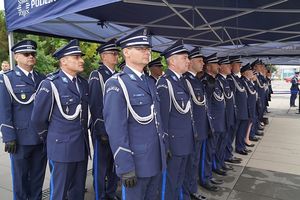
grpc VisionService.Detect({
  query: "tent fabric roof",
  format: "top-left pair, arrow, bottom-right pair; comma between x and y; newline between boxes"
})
4,0 -> 300,63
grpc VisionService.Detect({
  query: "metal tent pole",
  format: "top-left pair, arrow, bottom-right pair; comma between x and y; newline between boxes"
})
7,32 -> 14,69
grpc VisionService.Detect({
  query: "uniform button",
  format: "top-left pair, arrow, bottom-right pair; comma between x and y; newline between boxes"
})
55,139 -> 58,142
172,135 -> 175,138
115,164 -> 118,168
158,133 -> 161,136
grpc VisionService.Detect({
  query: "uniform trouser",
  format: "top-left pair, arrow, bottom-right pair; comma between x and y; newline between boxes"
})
49,159 -> 88,200
235,120 -> 249,152
224,125 -> 235,160
122,173 -> 161,200
165,155 -> 189,200
215,132 -> 228,170
10,144 -> 47,200
199,133 -> 220,185
258,99 -> 266,122
183,139 -> 204,195
92,138 -> 118,200
290,91 -> 298,106
250,116 -> 258,138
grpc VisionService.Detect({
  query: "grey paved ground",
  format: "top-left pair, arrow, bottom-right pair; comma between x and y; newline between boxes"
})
1,80 -> 300,200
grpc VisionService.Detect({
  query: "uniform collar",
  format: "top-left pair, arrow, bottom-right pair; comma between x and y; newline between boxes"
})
17,65 -> 33,76
103,64 -> 115,74
188,71 -> 196,77
127,65 -> 144,79
61,69 -> 76,81
169,69 -> 182,79
219,73 -> 227,79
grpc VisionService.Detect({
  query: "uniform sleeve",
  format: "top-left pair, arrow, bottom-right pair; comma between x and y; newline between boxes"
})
31,80 -> 53,140
103,78 -> 135,176
156,78 -> 170,151
0,75 -> 16,143
88,71 -> 105,135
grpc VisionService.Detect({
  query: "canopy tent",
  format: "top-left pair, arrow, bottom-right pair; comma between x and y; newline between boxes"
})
4,0 -> 300,64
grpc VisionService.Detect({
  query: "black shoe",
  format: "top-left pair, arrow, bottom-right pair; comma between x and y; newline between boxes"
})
262,117 -> 269,125
201,181 -> 220,192
210,177 -> 224,185
256,130 -> 264,136
213,168 -> 227,176
233,156 -> 243,161
225,157 -> 241,164
249,137 -> 259,142
258,125 -> 264,131
236,149 -> 248,155
245,143 -> 255,147
244,148 -> 252,153
190,192 -> 207,200
222,164 -> 234,171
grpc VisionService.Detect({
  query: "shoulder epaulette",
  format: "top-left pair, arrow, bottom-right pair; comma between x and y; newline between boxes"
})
47,71 -> 59,81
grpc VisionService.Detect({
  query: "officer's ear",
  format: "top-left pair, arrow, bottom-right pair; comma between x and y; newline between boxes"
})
60,57 -> 67,66
123,48 -> 130,59
14,53 -> 19,62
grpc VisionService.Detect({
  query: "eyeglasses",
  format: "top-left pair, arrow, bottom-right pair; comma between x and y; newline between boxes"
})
102,52 -> 119,56
21,52 -> 36,57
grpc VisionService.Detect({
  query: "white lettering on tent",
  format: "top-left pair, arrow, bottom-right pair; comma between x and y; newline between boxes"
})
31,0 -> 57,9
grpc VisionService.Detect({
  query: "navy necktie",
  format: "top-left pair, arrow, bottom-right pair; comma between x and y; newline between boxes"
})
72,77 -> 80,94
28,72 -> 35,84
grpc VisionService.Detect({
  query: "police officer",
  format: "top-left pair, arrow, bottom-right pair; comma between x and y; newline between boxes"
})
199,53 -> 226,192
240,63 -> 257,147
251,59 -> 266,137
228,56 -> 250,156
0,39 -> 47,200
215,57 -> 235,171
148,57 -> 163,82
290,71 -> 299,107
0,60 -> 10,74
31,39 -> 89,200
266,69 -> 273,112
157,40 -> 194,199
89,38 -> 120,200
183,47 -> 208,200
103,28 -> 166,200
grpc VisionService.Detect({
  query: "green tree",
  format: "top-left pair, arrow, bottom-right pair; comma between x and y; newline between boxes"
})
0,11 -> 9,63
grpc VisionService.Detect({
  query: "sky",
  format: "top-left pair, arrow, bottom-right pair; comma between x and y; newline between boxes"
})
0,0 -> 4,10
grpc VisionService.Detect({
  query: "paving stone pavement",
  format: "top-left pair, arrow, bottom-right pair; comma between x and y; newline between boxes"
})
1,80 -> 300,200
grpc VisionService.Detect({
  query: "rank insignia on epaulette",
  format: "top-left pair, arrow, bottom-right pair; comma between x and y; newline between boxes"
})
171,75 -> 177,81
21,93 -> 26,100
15,71 -> 21,76
128,74 -> 137,80
105,70 -> 110,75
62,77 -> 68,83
